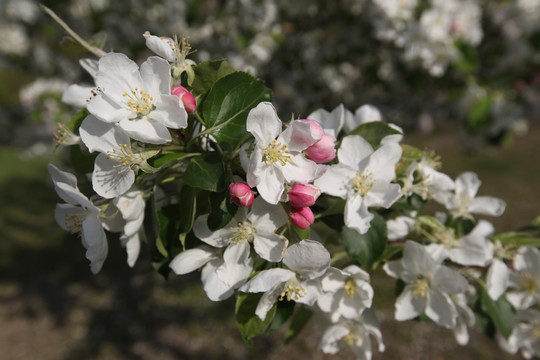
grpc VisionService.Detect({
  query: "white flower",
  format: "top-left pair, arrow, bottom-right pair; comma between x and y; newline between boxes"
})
314,135 -> 402,234
498,308 -> 540,359
193,196 -> 289,287
506,246 -> 540,310
239,240 -> 330,320
317,265 -> 374,322
486,240 -> 516,300
307,104 -> 350,138
434,172 -> 506,219
387,215 -> 416,241
383,240 -> 469,329
86,52 -> 187,144
143,31 -> 196,80
452,287 -> 476,346
169,246 -> 239,301
425,220 -> 494,267
113,188 -> 145,267
319,310 -> 385,360
246,102 -> 323,204
49,164 -> 108,274
79,115 -> 156,199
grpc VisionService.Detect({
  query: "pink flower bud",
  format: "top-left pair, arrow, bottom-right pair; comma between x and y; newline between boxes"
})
288,184 -> 321,208
171,85 -> 197,113
289,206 -> 315,229
301,119 -> 325,138
305,133 -> 336,163
229,183 -> 254,207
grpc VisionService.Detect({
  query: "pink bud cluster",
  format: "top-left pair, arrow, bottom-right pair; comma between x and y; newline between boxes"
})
301,119 -> 336,163
288,183 -> 321,229
171,85 -> 197,114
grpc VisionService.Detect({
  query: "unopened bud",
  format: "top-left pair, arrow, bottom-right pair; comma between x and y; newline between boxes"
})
305,133 -> 336,163
171,85 -> 197,113
301,119 -> 325,138
229,183 -> 254,207
289,206 -> 315,229
288,184 -> 321,208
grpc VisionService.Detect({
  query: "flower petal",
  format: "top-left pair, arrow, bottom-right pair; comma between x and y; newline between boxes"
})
79,115 -> 130,153
151,94 -> 188,129
338,135 -> 373,169
81,215 -> 108,274
426,289 -> 457,329
239,268 -> 292,293
283,240 -> 330,279
92,152 -> 135,199
246,102 -> 282,145
395,286 -> 426,321
118,117 -> 171,144
169,246 -> 217,275
253,232 -> 288,262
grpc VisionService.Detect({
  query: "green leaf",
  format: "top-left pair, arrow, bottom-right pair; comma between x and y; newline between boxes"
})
235,292 -> 276,346
64,108 -> 89,134
202,71 -> 272,147
192,59 -> 236,96
467,95 -> 493,132
291,223 -> 310,241
493,232 -> 540,247
183,152 -> 225,192
207,190 -> 238,231
284,305 -> 313,345
341,212 -> 387,269
480,289 -> 515,339
147,152 -> 187,168
348,122 -> 402,148
178,186 -> 197,233
267,300 -> 295,334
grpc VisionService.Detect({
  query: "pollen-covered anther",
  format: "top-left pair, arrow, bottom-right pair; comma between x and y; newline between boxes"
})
412,277 -> 433,299
342,332 -> 363,347
263,140 -> 292,166
344,278 -> 356,298
122,88 -> 154,116
64,212 -> 86,235
279,283 -> 306,301
519,273 -> 538,295
352,170 -> 376,196
106,144 -> 140,175
54,123 -> 69,146
228,222 -> 255,245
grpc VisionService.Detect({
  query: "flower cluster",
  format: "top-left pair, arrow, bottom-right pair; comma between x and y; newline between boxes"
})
47,27 -> 540,360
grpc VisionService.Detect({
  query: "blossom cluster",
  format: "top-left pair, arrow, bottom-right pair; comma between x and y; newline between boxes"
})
46,28 -> 540,360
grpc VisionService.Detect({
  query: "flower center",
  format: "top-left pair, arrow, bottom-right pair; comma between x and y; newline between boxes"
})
352,170 -> 376,196
279,278 -> 306,301
54,123 -> 78,147
123,88 -> 154,116
519,273 -> 538,295
106,144 -> 144,175
344,278 -> 356,298
412,277 -> 432,299
263,140 -> 292,166
434,228 -> 459,249
64,212 -> 87,235
342,331 -> 362,348
229,222 -> 255,245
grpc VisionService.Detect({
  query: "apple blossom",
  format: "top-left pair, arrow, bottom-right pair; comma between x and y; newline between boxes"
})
228,182 -> 255,207
171,85 -> 196,113
287,183 -> 321,208
289,206 -> 315,229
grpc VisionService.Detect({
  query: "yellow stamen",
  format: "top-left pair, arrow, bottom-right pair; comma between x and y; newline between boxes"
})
279,281 -> 306,301
412,277 -> 432,299
122,88 -> 154,116
519,273 -> 538,295
263,140 -> 292,166
352,170 -> 376,196
344,279 -> 356,298
342,331 -> 362,347
106,144 -> 142,175
228,222 -> 255,245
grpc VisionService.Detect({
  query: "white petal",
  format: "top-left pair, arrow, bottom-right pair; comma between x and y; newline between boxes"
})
313,164 -> 353,198
81,215 -> 108,274
321,268 -> 346,292
255,283 -> 282,320
280,154 -> 321,184
217,241 -> 253,287
278,120 -> 319,151
486,259 -> 510,300
366,143 -> 402,183
118,117 -> 171,144
121,231 -> 141,267
201,259 -> 235,301
355,104 -> 382,124
169,246 -> 217,275
144,32 -> 176,62
62,84 -> 92,108
246,102 -> 282,145
79,115 -> 130,153
87,92 -> 133,123
95,53 -> 142,100
383,260 -> 405,280
239,268 -> 292,293
433,265 -> 468,294
140,56 -> 171,96
48,164 -> 96,210
54,203 -> 87,232
247,196 -> 288,232
395,286 -> 426,321
193,215 -> 233,248
455,172 -> 481,199
79,58 -> 99,78
283,240 -> 330,279
365,181 -> 402,208
402,241 -> 438,277
344,194 -> 373,234
338,135 -> 373,170
255,165 -> 285,205
468,196 -> 506,217
297,279 -> 323,306
320,324 -> 349,354
253,232 -> 288,262
113,188 -> 145,222
426,289 -> 457,329
151,94 -> 188,129
92,153 -> 135,199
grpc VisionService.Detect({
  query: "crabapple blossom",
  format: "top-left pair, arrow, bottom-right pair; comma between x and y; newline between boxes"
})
171,85 -> 196,113
287,183 -> 321,208
289,206 -> 315,229
228,182 -> 255,207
